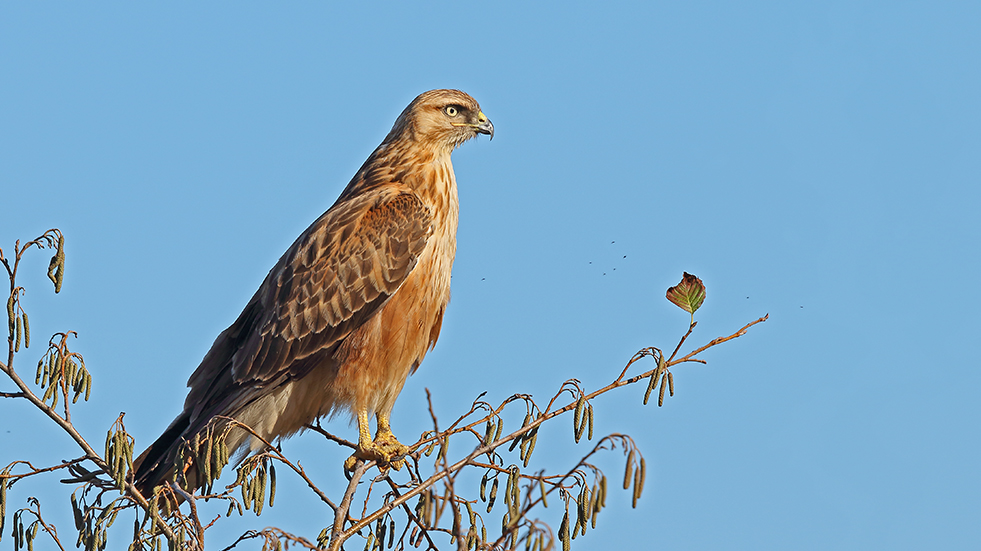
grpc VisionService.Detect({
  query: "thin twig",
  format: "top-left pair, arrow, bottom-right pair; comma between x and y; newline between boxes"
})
383,476 -> 439,551
18,498 -> 68,551
334,314 -> 768,545
219,418 -> 339,511
424,389 -> 468,551
169,483 -> 204,550
0,349 -> 177,541
673,314 -> 768,364
667,321 -> 697,363
0,458 -> 87,482
329,459 -> 371,551
489,435 -> 631,550
305,422 -> 358,450
2,232 -> 176,541
219,527 -> 319,551
614,348 -> 656,383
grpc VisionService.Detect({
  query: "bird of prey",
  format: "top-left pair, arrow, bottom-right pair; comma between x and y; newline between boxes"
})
133,89 -> 493,495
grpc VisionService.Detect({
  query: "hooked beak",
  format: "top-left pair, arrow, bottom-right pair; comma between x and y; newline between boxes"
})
475,111 -> 494,140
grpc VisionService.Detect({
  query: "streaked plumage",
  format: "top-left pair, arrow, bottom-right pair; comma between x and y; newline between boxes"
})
134,89 -> 493,494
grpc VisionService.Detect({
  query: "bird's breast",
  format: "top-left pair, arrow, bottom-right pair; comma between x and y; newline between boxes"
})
329,169 -> 459,414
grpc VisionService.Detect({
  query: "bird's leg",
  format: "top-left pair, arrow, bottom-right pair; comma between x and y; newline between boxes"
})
373,413 -> 407,470
343,407 -> 406,471
357,408 -> 374,451
344,408 -> 376,470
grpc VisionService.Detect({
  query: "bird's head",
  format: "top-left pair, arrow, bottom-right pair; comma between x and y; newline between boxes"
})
386,89 -> 494,150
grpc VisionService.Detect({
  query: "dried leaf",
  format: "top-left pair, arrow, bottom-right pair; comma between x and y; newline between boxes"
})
666,272 -> 706,315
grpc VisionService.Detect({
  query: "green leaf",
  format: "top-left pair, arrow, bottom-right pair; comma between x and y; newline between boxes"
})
666,272 -> 706,314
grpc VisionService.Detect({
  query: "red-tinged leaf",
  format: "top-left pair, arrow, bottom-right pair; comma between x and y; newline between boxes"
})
666,272 -> 706,314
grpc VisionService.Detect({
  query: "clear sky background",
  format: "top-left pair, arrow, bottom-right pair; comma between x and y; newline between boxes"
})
3,2 -> 980,549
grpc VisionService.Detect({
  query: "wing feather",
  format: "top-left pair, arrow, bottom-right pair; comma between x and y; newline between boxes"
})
183,187 -> 432,420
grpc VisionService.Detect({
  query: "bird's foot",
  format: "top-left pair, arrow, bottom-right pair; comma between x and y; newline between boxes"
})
343,433 -> 408,471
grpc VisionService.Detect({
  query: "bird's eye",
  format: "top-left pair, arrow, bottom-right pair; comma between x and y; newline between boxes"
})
444,106 -> 459,117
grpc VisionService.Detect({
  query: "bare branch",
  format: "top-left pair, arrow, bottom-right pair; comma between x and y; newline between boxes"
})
220,417 -> 340,512
673,314 -> 769,365
1,457 -> 87,483
329,459 -> 372,550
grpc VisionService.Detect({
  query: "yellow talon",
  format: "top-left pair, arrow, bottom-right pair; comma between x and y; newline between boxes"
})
344,409 -> 408,471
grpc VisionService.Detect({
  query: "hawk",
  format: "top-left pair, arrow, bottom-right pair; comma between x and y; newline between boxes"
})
133,89 -> 493,495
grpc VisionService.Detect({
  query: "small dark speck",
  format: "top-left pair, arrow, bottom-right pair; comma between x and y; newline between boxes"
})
611,241 -> 615,244
613,268 -> 616,271
481,278 -> 485,281
800,306 -> 804,308
746,296 -> 749,299
589,261 -> 592,264
603,272 -> 607,275
623,255 -> 626,259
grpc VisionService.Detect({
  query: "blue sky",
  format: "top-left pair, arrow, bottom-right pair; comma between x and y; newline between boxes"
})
2,2 -> 980,549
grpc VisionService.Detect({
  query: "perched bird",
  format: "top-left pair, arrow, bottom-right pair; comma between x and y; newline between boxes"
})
133,89 -> 493,495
